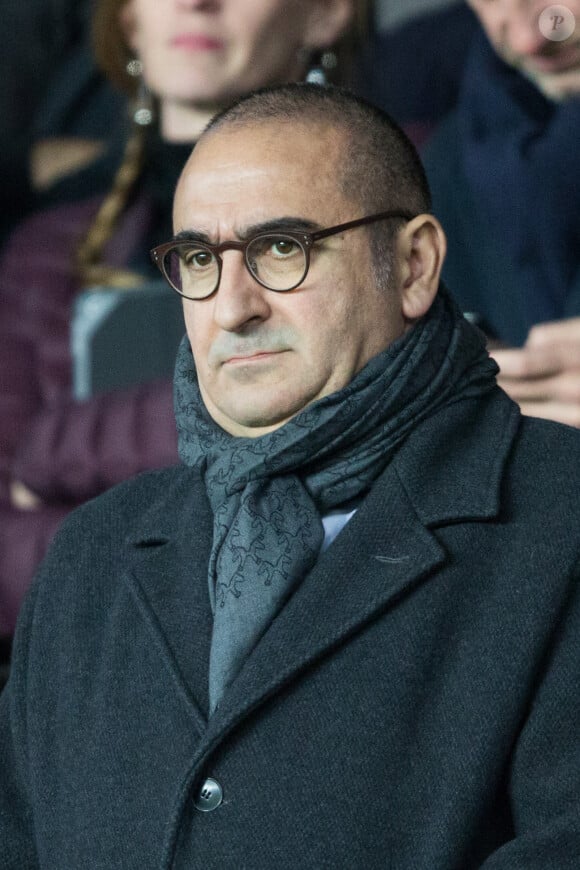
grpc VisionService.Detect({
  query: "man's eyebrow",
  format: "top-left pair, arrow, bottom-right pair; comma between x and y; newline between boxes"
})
171,217 -> 322,245
238,217 -> 322,238
172,229 -> 213,244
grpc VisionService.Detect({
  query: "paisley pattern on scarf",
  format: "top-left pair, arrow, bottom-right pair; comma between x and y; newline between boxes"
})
175,286 -> 498,711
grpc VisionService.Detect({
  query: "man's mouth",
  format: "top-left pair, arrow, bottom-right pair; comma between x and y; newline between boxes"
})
224,351 -> 284,365
521,43 -> 580,74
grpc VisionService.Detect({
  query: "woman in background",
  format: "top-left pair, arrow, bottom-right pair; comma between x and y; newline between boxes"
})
0,0 -> 371,638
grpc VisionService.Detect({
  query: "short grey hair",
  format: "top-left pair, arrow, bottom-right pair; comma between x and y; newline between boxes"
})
204,83 -> 432,291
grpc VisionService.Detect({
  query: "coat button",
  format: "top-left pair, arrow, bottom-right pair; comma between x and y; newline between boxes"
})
194,777 -> 223,813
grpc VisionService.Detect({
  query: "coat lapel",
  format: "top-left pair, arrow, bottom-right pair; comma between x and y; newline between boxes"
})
206,389 -> 521,740
121,469 -> 214,731
208,463 -> 446,739
118,389 -> 521,747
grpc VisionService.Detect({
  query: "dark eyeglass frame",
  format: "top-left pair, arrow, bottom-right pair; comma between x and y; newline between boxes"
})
150,209 -> 417,300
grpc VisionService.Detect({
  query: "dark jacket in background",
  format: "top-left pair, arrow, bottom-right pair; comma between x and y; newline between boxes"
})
423,30 -> 580,346
355,2 -> 478,147
0,0 -> 124,245
1,387 -> 580,867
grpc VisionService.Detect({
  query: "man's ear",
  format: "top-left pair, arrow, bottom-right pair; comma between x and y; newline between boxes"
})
304,0 -> 354,50
396,215 -> 447,323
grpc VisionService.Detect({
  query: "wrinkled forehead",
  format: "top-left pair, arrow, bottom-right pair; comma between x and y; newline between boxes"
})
173,120 -> 351,234
179,118 -> 349,188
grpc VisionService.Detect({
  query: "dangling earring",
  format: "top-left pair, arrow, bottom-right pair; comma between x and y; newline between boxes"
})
126,58 -> 154,126
304,49 -> 338,85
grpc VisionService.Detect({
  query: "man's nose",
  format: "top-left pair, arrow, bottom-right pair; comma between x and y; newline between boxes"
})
212,250 -> 272,331
504,7 -> 551,57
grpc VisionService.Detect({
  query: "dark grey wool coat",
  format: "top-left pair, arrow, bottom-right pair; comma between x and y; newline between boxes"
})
1,388 -> 580,869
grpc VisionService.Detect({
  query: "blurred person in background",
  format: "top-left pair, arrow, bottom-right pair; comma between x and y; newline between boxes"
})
0,0 -> 370,641
356,1 -> 479,147
423,0 -> 580,425
0,0 -> 127,245
0,0 -> 91,243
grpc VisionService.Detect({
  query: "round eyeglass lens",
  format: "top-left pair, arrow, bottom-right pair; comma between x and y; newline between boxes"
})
246,235 -> 307,291
164,244 -> 220,299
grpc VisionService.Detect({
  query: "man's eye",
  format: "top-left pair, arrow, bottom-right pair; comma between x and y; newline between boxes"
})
269,239 -> 300,258
184,249 -> 214,269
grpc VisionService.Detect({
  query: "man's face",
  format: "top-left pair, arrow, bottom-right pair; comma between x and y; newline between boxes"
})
173,122 -> 407,438
468,0 -> 580,100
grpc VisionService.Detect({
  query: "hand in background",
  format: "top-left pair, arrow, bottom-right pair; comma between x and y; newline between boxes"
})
491,318 -> 580,427
533,66 -> 580,102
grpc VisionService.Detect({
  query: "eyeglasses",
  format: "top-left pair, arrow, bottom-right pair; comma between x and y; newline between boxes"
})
150,210 -> 416,300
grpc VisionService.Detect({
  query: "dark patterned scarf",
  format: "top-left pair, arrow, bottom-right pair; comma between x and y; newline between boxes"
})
175,286 -> 497,711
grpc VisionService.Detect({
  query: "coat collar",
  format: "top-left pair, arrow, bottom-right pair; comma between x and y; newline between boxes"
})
122,388 -> 520,740
122,468 -> 214,732
393,387 -> 520,526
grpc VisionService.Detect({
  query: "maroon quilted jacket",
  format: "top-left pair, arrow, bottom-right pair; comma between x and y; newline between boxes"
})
0,194 -> 179,635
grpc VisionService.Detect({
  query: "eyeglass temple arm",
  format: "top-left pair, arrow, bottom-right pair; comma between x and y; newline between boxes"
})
310,210 -> 417,243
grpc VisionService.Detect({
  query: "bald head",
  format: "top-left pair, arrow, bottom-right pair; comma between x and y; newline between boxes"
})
202,82 -> 432,218
178,83 -> 432,291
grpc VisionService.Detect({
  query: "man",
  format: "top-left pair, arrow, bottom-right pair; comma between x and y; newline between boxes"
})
1,84 -> 580,868
423,0 -> 580,426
